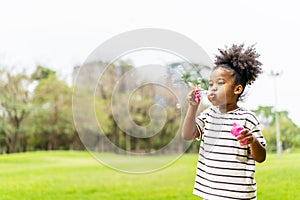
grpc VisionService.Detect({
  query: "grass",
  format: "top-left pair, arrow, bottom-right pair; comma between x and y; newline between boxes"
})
256,152 -> 300,199
0,151 -> 299,199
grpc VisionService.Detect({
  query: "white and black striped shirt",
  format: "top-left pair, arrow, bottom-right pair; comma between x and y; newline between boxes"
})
193,106 -> 266,200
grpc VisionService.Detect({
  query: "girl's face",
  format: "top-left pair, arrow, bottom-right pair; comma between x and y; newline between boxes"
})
207,67 -> 242,112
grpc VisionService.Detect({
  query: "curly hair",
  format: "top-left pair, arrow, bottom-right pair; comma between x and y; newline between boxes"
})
214,44 -> 263,87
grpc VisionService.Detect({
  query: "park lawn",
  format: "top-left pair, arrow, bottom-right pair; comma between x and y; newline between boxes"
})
0,151 -> 299,200
255,151 -> 300,199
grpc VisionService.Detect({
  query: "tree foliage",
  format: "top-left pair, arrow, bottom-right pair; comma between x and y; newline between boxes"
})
0,69 -> 31,153
30,72 -> 75,150
253,106 -> 300,152
0,66 -> 82,153
0,63 -> 299,154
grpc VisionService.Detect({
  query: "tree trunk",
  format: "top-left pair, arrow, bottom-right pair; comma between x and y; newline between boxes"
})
125,134 -> 131,153
146,138 -> 152,153
135,138 -> 140,153
159,126 -> 167,149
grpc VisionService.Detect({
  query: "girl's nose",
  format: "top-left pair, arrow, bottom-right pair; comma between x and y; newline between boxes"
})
210,84 -> 217,91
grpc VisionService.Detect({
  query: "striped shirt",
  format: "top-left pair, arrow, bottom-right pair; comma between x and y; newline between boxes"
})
193,106 -> 266,200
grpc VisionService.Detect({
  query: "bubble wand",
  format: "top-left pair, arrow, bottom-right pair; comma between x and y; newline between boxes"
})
191,85 -> 201,103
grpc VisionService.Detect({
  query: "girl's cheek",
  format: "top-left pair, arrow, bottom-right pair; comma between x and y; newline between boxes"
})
207,91 -> 214,102
207,95 -> 212,103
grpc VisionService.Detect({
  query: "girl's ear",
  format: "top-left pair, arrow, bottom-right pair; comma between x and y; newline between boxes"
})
234,84 -> 243,95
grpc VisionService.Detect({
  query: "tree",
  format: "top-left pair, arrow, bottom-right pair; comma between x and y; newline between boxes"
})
31,65 -> 56,80
30,69 -> 74,150
0,69 -> 31,153
93,61 -> 135,153
253,106 -> 300,151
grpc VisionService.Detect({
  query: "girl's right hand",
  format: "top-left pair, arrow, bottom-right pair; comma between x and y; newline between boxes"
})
187,90 -> 201,107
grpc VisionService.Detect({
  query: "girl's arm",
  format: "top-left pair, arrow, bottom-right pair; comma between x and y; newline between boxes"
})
249,137 -> 266,163
182,90 -> 200,141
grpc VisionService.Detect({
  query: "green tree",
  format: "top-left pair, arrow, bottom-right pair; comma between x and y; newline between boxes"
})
253,106 -> 300,151
94,61 -> 135,153
30,69 -> 74,150
31,65 -> 56,80
0,69 -> 31,153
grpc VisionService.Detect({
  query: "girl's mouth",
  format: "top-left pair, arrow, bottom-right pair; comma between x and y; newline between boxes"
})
209,93 -> 216,99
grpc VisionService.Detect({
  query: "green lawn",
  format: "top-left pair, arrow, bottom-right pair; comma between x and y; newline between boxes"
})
0,151 -> 299,200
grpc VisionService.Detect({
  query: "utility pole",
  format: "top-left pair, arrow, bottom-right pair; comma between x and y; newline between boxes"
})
270,70 -> 282,157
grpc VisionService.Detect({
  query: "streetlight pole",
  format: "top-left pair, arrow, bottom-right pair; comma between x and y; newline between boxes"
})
270,70 -> 282,157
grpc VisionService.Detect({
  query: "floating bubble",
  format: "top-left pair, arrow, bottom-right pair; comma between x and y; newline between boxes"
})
72,28 -> 214,173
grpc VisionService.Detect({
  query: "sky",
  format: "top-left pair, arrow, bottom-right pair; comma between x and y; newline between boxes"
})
0,0 -> 300,126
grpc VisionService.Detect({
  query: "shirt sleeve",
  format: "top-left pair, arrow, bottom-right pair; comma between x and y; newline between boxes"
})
245,111 -> 267,146
195,107 -> 210,141
251,123 -> 267,146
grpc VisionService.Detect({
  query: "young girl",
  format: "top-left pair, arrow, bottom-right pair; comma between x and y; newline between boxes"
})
182,44 -> 266,200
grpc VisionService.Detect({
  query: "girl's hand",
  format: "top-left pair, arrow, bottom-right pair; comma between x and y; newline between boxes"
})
236,128 -> 266,163
187,89 -> 201,107
236,129 -> 256,146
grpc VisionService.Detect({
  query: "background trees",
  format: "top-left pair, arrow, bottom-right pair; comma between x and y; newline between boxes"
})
30,67 -> 76,150
0,69 -> 31,153
0,63 -> 299,154
253,106 -> 300,152
0,66 -> 82,153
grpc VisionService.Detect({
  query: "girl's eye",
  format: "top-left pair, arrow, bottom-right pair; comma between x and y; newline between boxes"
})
208,83 -> 213,87
218,81 -> 225,85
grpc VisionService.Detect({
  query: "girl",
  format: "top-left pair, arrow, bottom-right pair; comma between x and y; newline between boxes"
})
182,44 -> 266,200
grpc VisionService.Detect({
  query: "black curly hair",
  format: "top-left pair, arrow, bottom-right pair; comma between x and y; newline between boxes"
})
214,44 -> 263,87
213,44 -> 263,101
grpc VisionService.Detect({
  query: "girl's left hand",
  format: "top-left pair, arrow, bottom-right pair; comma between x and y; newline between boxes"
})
236,129 -> 256,146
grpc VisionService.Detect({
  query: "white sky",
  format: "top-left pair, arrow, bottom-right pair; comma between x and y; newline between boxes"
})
1,0 -> 300,126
